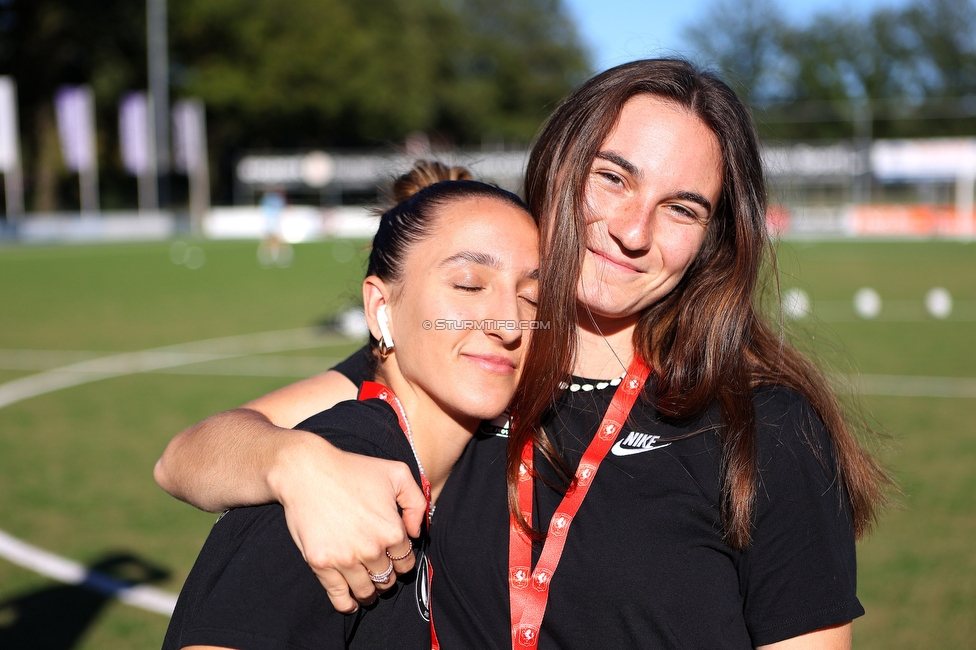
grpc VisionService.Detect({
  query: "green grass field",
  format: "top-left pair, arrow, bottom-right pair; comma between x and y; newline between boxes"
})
0,238 -> 974,648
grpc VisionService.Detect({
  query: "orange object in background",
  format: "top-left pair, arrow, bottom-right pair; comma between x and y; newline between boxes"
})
850,204 -> 974,237
766,205 -> 792,237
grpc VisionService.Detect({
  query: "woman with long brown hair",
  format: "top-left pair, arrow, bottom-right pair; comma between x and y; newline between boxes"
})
156,59 -> 889,648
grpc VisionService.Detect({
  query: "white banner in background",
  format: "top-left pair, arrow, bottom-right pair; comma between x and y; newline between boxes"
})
172,99 -> 206,174
55,85 -> 97,173
237,152 -> 335,188
0,76 -> 21,173
872,138 -> 976,181
119,92 -> 152,176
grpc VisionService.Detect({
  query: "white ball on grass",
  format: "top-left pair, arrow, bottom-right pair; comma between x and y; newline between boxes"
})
925,287 -> 952,319
782,288 -> 811,320
853,288 -> 882,319
337,309 -> 370,338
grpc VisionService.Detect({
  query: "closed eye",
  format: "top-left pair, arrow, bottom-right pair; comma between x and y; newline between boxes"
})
454,284 -> 482,292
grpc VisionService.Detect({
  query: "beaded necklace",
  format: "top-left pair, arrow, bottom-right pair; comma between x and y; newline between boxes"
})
558,370 -> 627,393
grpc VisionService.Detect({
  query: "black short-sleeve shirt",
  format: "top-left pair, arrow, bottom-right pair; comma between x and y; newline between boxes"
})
330,353 -> 863,648
427,382 -> 862,649
162,398 -> 432,650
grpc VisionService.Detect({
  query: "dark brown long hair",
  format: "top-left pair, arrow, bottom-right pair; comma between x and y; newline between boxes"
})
508,59 -> 890,549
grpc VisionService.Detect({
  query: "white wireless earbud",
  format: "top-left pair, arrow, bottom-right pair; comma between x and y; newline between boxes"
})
376,304 -> 394,351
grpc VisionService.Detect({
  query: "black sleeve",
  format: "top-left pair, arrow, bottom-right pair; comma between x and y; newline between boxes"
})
738,387 -> 864,646
164,400 -> 418,650
293,399 -> 418,481
171,505 -> 353,650
330,345 -> 373,388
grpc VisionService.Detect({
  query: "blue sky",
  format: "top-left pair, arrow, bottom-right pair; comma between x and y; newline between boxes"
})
562,0 -> 912,71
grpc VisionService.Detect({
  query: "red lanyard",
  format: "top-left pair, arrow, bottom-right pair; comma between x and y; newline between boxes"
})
508,357 -> 651,649
358,381 -> 440,650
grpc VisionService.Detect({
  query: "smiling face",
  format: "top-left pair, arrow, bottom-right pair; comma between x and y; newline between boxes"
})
374,196 -> 539,425
577,94 -> 724,324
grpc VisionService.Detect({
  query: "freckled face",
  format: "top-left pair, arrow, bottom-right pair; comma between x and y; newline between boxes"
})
385,196 -> 539,422
578,94 -> 724,321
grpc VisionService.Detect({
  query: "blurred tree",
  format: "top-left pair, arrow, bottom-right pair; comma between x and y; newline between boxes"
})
0,0 -> 588,210
170,0 -> 589,200
903,0 -> 976,98
0,0 -> 146,211
684,0 -> 789,106
687,0 -> 976,141
768,9 -> 920,139
440,0 -> 590,142
170,0 -> 446,148
783,10 -> 916,102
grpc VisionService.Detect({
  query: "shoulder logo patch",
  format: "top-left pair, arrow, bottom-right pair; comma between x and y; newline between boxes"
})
610,431 -> 671,456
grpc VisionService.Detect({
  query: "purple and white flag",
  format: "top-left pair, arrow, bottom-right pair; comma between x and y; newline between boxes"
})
172,99 -> 206,174
55,85 -> 97,173
119,92 -> 152,176
0,76 -> 21,173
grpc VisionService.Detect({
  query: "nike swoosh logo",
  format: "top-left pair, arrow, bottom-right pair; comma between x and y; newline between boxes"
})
610,440 -> 671,456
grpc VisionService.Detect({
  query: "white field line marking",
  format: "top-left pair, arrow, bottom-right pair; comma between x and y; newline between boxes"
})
0,328 -> 345,410
0,529 -> 177,615
838,373 -> 976,398
0,350 -> 346,377
152,355 -> 344,377
0,328 -> 357,616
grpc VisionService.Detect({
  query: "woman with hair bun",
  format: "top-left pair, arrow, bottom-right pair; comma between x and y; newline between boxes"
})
157,59 -> 889,649
162,161 -> 540,649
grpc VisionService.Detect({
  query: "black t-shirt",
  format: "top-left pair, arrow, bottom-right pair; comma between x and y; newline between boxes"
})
162,399 -> 432,650
335,351 -> 863,648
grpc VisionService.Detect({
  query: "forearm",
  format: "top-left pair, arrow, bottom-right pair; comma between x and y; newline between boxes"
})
156,401 -> 427,612
757,622 -> 852,650
153,365 -> 429,611
154,407 -> 328,512
154,369 -> 359,512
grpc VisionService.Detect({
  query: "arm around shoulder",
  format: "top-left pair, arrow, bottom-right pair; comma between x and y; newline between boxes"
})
154,370 -> 358,512
154,367 -> 428,612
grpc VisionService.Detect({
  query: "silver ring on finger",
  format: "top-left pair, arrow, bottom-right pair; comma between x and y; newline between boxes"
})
386,539 -> 413,562
367,559 -> 394,584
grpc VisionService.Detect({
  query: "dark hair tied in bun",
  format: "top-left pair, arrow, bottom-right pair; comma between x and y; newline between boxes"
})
367,160 -> 531,284
392,160 -> 473,203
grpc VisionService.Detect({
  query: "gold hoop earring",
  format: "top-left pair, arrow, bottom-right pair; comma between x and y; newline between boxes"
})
378,339 -> 394,358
